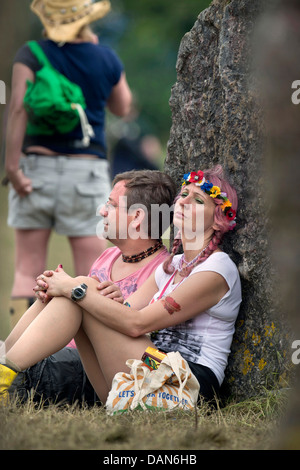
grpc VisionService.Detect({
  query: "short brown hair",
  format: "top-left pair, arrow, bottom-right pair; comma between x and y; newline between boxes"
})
112,170 -> 176,238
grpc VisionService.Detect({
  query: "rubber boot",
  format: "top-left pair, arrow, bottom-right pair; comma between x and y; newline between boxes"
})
9,297 -> 35,330
0,364 -> 19,405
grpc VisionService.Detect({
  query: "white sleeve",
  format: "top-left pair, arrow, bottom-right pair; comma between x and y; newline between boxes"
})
190,253 -> 239,291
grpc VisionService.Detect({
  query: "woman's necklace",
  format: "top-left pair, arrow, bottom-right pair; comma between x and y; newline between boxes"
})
122,239 -> 163,263
178,243 -> 210,273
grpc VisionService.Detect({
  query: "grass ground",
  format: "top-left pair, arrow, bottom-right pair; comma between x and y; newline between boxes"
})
0,390 -> 289,451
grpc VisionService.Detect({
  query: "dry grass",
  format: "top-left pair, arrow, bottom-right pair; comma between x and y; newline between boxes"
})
0,390 -> 289,451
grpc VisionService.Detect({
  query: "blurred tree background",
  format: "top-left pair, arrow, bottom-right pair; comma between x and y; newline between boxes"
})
100,0 -> 212,145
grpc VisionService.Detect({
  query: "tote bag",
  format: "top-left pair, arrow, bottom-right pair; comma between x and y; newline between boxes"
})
105,351 -> 200,415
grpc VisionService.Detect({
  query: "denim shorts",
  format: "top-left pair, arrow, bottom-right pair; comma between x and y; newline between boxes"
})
8,155 -> 111,236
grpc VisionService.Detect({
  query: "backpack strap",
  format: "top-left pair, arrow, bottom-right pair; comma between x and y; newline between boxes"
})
26,40 -> 53,68
71,103 -> 95,147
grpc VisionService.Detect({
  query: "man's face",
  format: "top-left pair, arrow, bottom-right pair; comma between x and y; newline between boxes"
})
99,180 -> 129,242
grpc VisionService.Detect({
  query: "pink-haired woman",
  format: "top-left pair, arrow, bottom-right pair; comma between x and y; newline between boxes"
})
0,165 -> 241,405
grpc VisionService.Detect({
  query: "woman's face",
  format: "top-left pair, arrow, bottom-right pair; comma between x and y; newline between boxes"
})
173,183 -> 216,248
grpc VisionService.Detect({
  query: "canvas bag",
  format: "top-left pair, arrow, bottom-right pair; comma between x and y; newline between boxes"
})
23,40 -> 94,146
105,351 -> 200,415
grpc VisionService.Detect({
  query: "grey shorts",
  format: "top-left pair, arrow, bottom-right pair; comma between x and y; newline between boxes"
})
8,155 -> 111,236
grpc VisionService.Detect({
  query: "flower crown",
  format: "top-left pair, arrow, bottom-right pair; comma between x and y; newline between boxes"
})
182,170 -> 237,229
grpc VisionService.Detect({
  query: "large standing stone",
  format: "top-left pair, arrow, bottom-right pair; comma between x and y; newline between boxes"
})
165,0 -> 292,399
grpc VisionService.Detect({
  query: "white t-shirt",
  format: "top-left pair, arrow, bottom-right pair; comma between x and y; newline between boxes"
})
151,252 -> 242,385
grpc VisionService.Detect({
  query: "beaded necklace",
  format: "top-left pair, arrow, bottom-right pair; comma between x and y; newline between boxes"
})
122,239 -> 163,263
178,243 -> 210,274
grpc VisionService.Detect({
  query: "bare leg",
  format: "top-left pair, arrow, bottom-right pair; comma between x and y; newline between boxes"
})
5,295 -> 154,403
74,328 -> 110,401
80,311 -> 153,402
9,228 -> 51,329
6,297 -> 82,371
5,297 -> 111,402
11,229 -> 51,297
69,236 -> 107,276
5,299 -> 45,353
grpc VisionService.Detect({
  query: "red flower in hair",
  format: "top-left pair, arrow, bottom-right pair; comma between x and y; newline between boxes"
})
188,171 -> 204,184
225,208 -> 236,221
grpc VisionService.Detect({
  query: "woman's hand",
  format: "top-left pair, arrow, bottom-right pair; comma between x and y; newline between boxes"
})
8,168 -> 32,197
41,266 -> 75,298
33,274 -> 51,304
91,277 -> 124,303
34,265 -> 74,301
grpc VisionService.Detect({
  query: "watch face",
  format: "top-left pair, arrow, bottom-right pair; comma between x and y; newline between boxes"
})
71,284 -> 87,301
74,287 -> 84,298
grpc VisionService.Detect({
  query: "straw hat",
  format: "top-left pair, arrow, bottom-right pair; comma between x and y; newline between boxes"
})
31,0 -> 111,42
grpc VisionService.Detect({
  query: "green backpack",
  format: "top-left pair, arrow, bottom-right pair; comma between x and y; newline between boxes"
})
23,40 -> 94,146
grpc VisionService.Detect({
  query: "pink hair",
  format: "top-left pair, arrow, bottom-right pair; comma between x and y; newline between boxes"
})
163,165 -> 238,276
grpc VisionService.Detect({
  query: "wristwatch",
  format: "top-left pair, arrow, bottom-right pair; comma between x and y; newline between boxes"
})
71,283 -> 88,302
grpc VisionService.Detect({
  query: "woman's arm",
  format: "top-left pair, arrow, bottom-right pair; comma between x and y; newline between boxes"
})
136,270 -> 229,334
42,267 -> 229,338
5,63 -> 33,196
106,72 -> 132,117
35,266 -> 158,307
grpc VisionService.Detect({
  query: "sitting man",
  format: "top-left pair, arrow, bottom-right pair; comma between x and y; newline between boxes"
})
9,169 -> 176,405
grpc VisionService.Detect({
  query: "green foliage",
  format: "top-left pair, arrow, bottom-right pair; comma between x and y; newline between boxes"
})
97,0 -> 212,143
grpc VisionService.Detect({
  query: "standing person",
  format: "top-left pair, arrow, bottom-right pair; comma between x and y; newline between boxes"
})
0,165 -> 242,406
3,0 -> 132,329
6,169 -> 176,405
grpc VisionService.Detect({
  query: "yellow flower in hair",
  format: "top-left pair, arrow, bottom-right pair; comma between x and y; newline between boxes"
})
221,199 -> 232,210
209,186 -> 221,198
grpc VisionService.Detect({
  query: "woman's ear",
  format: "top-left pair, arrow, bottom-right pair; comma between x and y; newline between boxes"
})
212,221 -> 220,232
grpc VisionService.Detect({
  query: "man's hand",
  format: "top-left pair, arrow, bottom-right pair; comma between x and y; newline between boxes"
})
91,277 -> 124,303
